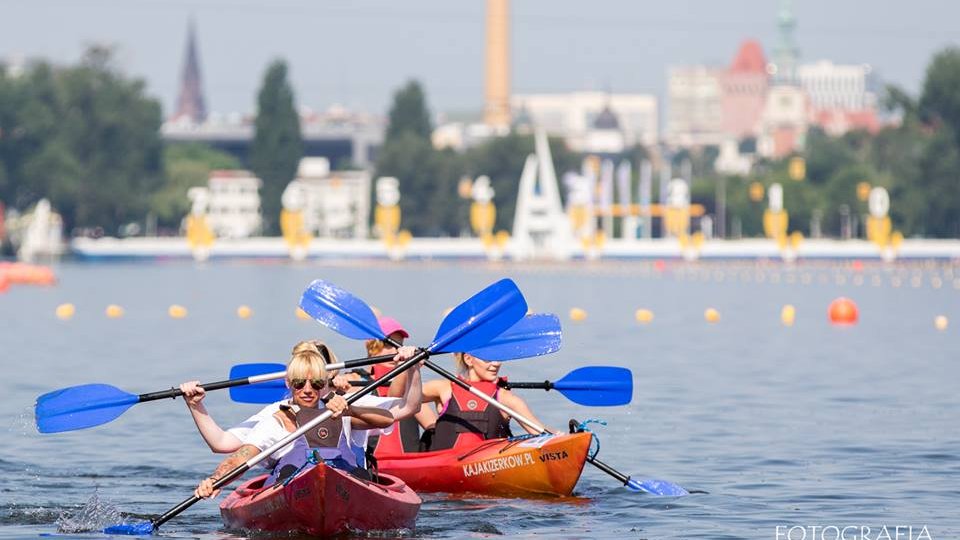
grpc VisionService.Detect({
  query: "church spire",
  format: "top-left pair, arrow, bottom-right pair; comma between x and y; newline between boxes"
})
772,0 -> 799,85
174,18 -> 207,123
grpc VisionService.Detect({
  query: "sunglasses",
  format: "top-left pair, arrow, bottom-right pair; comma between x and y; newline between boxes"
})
290,378 -> 326,391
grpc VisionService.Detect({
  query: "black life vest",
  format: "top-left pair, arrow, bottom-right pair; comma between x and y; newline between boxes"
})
429,377 -> 512,451
281,404 -> 343,449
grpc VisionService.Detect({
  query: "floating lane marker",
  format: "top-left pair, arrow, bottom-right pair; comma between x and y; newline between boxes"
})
781,305 -> 796,326
635,309 -> 654,324
935,316 -> 948,331
56,303 -> 76,320
168,305 -> 188,319
237,305 -> 253,319
105,305 -> 124,319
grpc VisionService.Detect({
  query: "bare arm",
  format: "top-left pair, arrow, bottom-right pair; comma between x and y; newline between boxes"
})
194,444 -> 259,498
347,404 -> 395,430
180,381 -> 244,453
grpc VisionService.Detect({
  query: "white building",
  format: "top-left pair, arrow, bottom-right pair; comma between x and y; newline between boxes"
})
666,66 -> 723,147
797,60 -> 876,111
282,158 -> 371,239
187,170 -> 263,238
510,91 -> 657,151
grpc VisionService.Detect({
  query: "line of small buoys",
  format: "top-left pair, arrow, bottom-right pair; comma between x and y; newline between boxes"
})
0,262 -> 56,292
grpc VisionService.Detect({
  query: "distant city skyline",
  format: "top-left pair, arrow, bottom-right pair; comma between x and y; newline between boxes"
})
2,0 -> 957,118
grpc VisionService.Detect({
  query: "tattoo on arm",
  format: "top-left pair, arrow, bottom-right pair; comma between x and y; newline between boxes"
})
211,445 -> 257,480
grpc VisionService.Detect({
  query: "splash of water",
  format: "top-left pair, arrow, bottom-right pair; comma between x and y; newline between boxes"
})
55,489 -> 123,533
9,406 -> 37,436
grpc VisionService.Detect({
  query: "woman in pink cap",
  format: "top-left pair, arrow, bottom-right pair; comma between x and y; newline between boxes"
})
363,316 -> 437,455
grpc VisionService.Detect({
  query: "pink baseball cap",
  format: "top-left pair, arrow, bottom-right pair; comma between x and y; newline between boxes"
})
378,316 -> 409,339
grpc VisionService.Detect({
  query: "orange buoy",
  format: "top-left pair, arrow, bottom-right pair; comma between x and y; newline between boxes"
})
653,260 -> 667,273
828,297 -> 859,325
851,260 -> 864,272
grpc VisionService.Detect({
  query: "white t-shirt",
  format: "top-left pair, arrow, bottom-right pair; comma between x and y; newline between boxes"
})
228,395 -> 400,468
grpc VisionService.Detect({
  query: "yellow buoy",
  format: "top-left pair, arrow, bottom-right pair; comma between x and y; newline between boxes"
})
55,303 -> 76,320
935,315 -> 948,331
168,305 -> 188,319
781,304 -> 796,326
237,305 -> 253,319
296,307 -> 311,321
105,304 -> 124,319
635,309 -> 654,324
704,308 -> 720,323
569,307 -> 588,322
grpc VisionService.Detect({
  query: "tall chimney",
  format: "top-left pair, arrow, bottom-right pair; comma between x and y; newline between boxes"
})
484,0 -> 511,129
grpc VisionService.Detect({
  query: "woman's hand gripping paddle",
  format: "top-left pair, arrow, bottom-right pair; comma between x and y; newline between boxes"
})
102,278 -> 528,535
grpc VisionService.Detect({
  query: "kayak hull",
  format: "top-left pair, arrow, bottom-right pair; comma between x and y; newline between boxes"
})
219,464 -> 421,536
375,432 -> 592,498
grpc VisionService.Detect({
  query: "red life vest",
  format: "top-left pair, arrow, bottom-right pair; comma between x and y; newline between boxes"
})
429,376 -> 512,451
368,363 -> 421,455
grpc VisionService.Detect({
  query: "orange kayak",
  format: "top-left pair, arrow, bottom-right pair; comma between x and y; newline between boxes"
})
374,432 -> 592,498
220,463 -> 421,536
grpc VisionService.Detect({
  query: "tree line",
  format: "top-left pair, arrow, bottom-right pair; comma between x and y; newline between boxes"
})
1,46 -> 958,240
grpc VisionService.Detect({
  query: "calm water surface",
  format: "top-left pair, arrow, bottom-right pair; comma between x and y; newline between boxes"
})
1,260 -> 957,539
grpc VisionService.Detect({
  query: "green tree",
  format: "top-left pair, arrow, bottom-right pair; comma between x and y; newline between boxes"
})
1,48 -> 163,233
151,143 -> 242,228
250,59 -> 302,234
385,80 -> 432,141
919,47 -> 960,145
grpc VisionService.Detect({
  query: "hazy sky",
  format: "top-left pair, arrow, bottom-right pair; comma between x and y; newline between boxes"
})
3,0 -> 957,118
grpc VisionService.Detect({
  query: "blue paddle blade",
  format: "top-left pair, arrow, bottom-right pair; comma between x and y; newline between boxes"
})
228,363 -> 288,404
299,279 -> 384,340
466,313 -> 562,361
626,478 -> 689,497
430,279 -> 527,353
553,366 -> 633,406
103,521 -> 155,535
35,384 -> 139,434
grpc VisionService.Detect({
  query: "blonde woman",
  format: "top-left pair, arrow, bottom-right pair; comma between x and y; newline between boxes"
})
193,341 -> 416,498
419,352 -> 548,452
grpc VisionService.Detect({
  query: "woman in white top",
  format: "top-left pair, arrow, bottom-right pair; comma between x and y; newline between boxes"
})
180,340 -> 423,459
193,340 -> 414,498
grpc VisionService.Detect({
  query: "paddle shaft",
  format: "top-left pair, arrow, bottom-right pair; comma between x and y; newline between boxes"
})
498,380 -> 553,390
383,334 -> 644,492
151,350 -> 429,530
351,379 -> 553,390
136,354 -> 397,404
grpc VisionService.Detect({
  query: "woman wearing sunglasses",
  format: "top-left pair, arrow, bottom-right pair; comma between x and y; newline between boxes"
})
179,338 -> 424,463
193,340 -> 422,498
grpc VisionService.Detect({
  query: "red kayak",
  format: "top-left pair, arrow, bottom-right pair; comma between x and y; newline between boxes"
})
220,463 -> 421,536
375,432 -> 593,498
